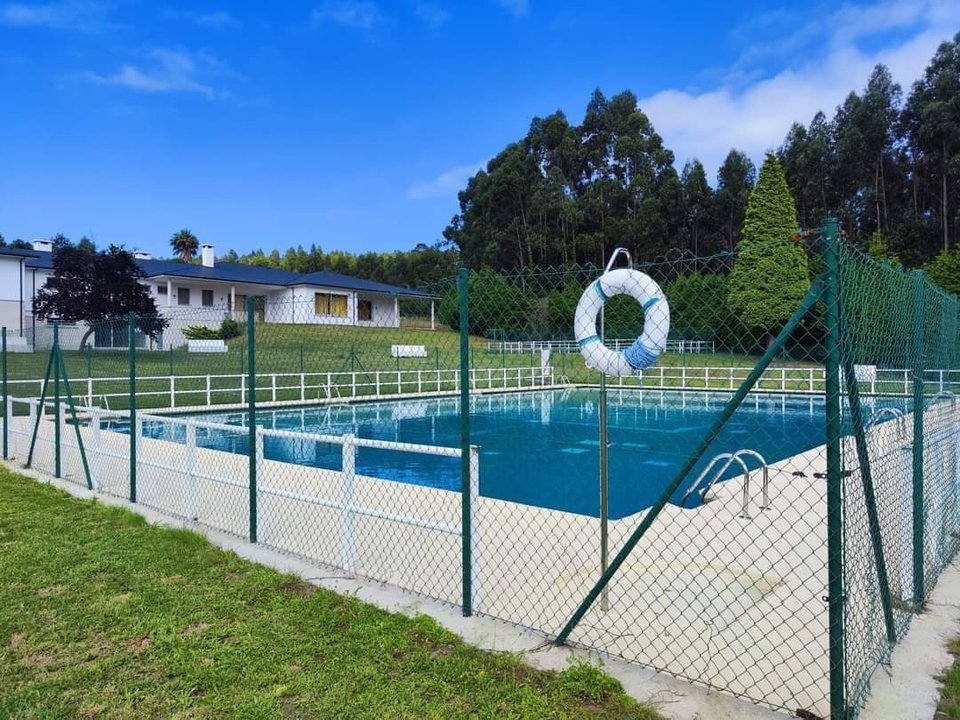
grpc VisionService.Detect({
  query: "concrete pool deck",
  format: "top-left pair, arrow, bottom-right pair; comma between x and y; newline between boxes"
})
6,395 -> 958,718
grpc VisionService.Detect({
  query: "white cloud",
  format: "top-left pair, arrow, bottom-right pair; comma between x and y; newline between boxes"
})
0,0 -> 109,30
406,159 -> 487,200
311,0 -> 384,30
413,1 -> 449,29
640,0 -> 960,182
84,48 -> 233,98
496,0 -> 528,18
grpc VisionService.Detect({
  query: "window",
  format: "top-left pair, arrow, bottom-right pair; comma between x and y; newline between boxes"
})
178,287 -> 191,306
202,289 -> 214,307
315,292 -> 348,317
358,299 -> 372,321
157,285 -> 167,295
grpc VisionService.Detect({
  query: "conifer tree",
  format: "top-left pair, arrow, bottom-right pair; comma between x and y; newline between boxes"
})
727,153 -> 809,344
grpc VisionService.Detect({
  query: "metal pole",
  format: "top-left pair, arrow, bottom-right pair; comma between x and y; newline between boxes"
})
599,305 -> 609,612
458,268 -> 472,616
129,312 -> 137,502
54,322 -> 61,478
823,217 -> 847,720
841,334 -> 896,643
2,327 -> 7,460
57,350 -> 93,490
556,278 -> 825,645
912,269 -> 925,605
247,295 -> 258,543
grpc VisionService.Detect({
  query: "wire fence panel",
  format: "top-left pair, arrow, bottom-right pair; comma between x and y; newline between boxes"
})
1,219 -> 958,719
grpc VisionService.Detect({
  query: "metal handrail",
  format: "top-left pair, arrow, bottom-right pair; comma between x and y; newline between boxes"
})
680,448 -> 769,519
865,407 -> 904,428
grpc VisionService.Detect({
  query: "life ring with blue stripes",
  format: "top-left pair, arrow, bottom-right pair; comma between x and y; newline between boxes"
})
574,268 -> 670,377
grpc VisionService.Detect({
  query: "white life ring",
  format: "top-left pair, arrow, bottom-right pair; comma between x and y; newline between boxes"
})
574,268 -> 670,377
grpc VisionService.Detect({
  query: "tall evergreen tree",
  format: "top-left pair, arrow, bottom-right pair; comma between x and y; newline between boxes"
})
715,149 -> 756,251
727,153 -> 809,344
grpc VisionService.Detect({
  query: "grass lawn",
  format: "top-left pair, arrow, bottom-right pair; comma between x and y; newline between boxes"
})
936,639 -> 960,719
6,320 -> 819,411
0,469 -> 662,719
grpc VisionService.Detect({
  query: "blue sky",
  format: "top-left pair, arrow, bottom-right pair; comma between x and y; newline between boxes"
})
0,0 -> 957,257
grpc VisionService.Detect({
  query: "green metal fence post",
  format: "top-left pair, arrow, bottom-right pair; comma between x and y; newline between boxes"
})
823,216 -> 848,720
2,327 -> 7,460
57,351 -> 93,490
129,312 -> 137,503
556,273 -> 826,646
247,295 -> 258,543
26,346 -> 56,468
841,348 -> 897,644
458,267 -> 472,617
912,269 -> 925,605
53,322 -> 61,478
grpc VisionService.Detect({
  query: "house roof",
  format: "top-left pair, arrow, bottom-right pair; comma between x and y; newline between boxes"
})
0,246 -> 40,259
25,251 -> 436,299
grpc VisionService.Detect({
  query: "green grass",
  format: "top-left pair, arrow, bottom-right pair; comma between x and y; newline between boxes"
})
936,639 -> 960,719
0,469 -> 662,720
7,321 -> 819,411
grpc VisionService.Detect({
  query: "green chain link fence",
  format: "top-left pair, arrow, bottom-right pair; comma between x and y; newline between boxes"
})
1,217 -> 958,719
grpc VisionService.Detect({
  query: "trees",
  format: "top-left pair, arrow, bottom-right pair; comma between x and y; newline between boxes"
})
715,150 -> 756,251
727,153 -> 809,343
924,247 -> 960,295
902,33 -> 960,252
33,245 -> 168,349
170,229 -> 200,262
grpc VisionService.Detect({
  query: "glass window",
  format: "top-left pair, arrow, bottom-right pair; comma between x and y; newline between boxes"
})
178,287 -> 191,306
202,289 -> 214,307
314,292 -> 348,317
157,285 -> 167,295
358,299 -> 372,321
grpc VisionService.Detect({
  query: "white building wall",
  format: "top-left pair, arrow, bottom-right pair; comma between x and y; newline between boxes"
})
358,294 -> 399,328
269,285 -> 357,326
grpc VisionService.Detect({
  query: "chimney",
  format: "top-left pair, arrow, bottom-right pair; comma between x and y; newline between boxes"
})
32,239 -> 53,252
134,250 -> 153,260
201,244 -> 215,268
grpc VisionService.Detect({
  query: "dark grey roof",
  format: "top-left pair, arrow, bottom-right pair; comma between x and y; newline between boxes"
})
25,251 -> 435,298
0,247 -> 39,258
290,270 -> 435,298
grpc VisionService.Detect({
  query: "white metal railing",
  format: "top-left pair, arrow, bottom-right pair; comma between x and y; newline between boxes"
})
601,366 -> 960,396
4,365 -> 554,409
3,397 -> 480,607
487,339 -> 716,354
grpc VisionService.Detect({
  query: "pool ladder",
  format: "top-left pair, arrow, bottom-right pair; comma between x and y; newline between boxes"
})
680,449 -> 769,519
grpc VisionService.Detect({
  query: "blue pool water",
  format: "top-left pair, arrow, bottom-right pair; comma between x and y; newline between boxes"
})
132,389 -> 907,519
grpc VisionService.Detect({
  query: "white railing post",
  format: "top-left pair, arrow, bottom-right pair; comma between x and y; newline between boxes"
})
240,374 -> 246,405
351,371 -> 357,397
341,433 -> 356,573
469,444 -> 480,612
185,422 -> 198,520
133,414 -> 142,492
271,374 -> 277,402
28,399 -> 36,433
375,371 -> 381,397
417,370 -> 422,394
87,378 -> 93,408
300,373 -> 305,402
206,375 -> 211,405
88,406 -> 101,490
170,376 -> 176,408
255,427 -> 265,540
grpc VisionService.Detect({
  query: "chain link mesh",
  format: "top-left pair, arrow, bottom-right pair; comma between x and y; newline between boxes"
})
1,227 -> 957,719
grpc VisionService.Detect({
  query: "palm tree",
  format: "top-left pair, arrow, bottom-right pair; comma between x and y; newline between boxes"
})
170,229 -> 200,262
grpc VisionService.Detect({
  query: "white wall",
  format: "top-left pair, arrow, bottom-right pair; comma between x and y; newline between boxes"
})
267,285 -> 358,326
357,293 -> 399,328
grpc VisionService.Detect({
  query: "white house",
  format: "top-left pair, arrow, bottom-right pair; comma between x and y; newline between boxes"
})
0,241 -> 438,350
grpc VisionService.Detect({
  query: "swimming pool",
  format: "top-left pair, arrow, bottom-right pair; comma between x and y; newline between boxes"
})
129,389 -> 907,519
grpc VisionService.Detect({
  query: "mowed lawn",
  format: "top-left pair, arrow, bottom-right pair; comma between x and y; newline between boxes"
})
0,470 -> 661,720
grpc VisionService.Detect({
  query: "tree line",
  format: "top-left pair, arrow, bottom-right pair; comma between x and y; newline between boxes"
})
444,33 -> 960,279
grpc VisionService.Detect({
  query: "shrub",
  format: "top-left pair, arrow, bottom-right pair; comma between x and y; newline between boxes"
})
438,270 -> 533,337
183,325 -> 221,340
219,317 -> 241,340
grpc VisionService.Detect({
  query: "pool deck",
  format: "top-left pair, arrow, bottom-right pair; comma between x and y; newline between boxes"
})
9,398 -> 955,719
